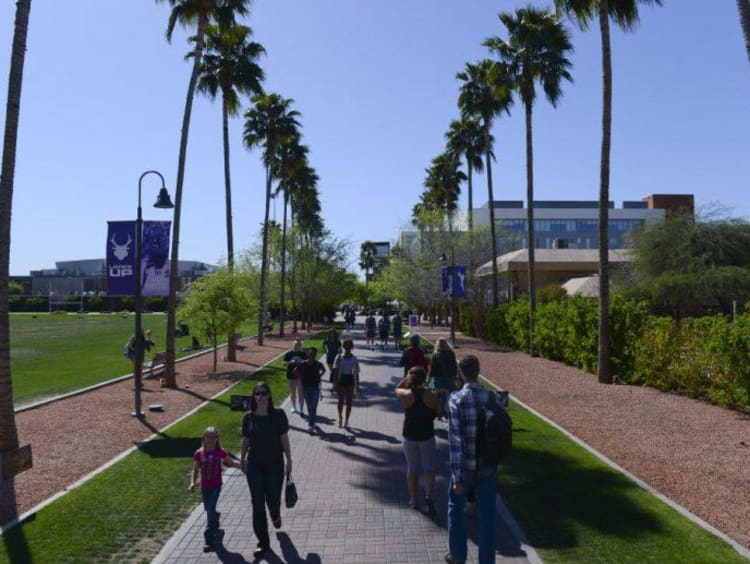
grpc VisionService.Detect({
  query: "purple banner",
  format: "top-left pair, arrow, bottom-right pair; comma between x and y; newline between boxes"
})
107,221 -> 136,295
106,220 -> 171,296
140,221 -> 171,297
440,265 -> 467,299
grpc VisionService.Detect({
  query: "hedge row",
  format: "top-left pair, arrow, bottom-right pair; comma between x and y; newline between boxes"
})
461,297 -> 750,410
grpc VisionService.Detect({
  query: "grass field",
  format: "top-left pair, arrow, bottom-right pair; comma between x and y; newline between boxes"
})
10,313 -> 264,406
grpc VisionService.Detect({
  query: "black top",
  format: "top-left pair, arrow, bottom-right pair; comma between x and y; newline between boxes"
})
403,389 -> 436,441
242,409 -> 289,466
283,350 -> 307,378
299,360 -> 326,387
323,339 -> 341,364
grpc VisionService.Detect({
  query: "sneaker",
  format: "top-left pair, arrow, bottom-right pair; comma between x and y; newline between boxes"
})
445,552 -> 465,564
408,499 -> 419,510
203,544 -> 215,553
290,407 -> 297,413
425,497 -> 436,517
272,515 -> 282,529
254,545 -> 268,558
338,418 -> 343,428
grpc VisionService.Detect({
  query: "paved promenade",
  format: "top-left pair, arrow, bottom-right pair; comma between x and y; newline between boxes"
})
152,327 -> 533,563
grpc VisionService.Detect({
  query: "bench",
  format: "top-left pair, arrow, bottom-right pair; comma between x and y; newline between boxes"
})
145,351 -> 167,379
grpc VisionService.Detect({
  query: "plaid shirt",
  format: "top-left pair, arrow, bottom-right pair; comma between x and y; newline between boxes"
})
447,381 -> 494,485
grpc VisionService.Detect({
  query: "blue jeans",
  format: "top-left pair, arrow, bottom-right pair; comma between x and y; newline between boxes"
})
303,386 -> 320,428
201,486 -> 222,545
246,460 -> 284,549
447,465 -> 497,564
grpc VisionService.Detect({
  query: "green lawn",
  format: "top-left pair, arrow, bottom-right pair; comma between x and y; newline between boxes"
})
10,313 -> 267,406
498,397 -> 747,563
0,334 -> 320,564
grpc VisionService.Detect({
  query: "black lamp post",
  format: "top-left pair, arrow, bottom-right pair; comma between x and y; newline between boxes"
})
133,170 -> 174,418
440,249 -> 456,346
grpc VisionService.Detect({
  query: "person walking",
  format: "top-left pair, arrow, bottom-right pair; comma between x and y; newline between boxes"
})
429,338 -> 458,418
392,313 -> 403,349
189,426 -> 242,553
378,314 -> 391,349
283,339 -> 307,415
399,334 -> 429,378
395,366 -> 442,515
364,313 -> 377,348
323,329 -> 342,396
241,382 -> 293,559
332,339 -> 360,428
445,355 -> 501,564
297,347 -> 326,434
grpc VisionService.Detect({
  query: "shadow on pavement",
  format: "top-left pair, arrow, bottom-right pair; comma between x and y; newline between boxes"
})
1,479 -> 33,562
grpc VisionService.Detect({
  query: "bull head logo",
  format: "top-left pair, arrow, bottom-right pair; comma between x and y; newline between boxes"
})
110,233 -> 132,261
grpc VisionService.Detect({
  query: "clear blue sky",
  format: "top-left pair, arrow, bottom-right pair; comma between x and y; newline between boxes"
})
1,0 -> 749,276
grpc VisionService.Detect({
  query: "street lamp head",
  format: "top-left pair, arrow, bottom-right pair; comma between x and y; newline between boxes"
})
153,187 -> 174,209
439,252 -> 448,263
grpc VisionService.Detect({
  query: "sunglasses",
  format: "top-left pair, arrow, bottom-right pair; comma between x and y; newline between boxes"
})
254,390 -> 270,397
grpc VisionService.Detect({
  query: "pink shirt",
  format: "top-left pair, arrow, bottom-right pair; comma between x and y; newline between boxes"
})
194,447 -> 228,489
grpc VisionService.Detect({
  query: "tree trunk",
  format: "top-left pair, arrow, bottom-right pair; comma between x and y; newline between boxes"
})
257,164 -> 273,345
738,0 -> 750,72
279,191 -> 289,337
598,0 -> 613,384
165,16 -> 207,388
0,0 -> 31,522
484,124 -> 499,307
525,101 -> 536,357
222,96 -> 236,361
466,159 -> 474,297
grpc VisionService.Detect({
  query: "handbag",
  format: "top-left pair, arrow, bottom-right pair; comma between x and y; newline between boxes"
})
285,473 -> 298,508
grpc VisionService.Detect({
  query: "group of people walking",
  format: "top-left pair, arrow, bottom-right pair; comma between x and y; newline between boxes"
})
189,319 -> 504,563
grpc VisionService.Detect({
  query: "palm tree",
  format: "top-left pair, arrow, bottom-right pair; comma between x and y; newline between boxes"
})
243,93 -> 300,345
739,0 -> 750,71
485,7 -> 573,356
0,0 -> 32,520
359,241 -> 378,289
456,60 -> 514,307
556,0 -> 662,383
157,0 -> 250,387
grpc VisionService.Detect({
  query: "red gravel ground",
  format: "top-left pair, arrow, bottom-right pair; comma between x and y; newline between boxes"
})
6,327 -> 750,552
418,328 -> 750,551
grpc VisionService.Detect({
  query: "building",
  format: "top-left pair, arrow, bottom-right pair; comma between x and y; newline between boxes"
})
26,258 -> 216,297
370,241 -> 391,276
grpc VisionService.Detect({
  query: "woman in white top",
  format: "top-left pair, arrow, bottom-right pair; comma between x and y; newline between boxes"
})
332,339 -> 360,428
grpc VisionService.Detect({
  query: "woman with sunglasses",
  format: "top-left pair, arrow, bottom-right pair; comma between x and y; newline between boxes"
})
241,382 -> 293,559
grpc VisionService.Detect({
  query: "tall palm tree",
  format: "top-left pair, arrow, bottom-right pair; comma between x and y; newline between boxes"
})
273,138 -> 310,337
0,0 -> 32,518
197,22 -> 264,360
359,241 -> 378,289
485,7 -> 573,356
424,151 -> 466,237
243,93 -> 300,345
556,0 -> 661,383
457,60 -> 514,306
738,0 -> 750,71
157,0 -> 250,387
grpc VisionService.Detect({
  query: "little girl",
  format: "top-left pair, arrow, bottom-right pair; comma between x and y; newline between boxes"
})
189,426 -> 241,552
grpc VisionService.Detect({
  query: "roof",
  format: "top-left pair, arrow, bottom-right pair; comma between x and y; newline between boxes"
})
475,248 -> 632,277
562,275 -> 600,298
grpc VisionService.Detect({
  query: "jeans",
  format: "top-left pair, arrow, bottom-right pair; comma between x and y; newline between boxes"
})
447,465 -> 497,564
303,386 -> 321,428
246,459 -> 284,549
201,486 -> 222,545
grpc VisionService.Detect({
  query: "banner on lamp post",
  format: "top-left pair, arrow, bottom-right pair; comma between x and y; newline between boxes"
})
440,265 -> 467,299
106,220 -> 171,296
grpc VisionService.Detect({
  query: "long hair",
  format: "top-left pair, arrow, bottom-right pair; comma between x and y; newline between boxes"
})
200,426 -> 222,451
249,381 -> 276,412
407,366 -> 427,390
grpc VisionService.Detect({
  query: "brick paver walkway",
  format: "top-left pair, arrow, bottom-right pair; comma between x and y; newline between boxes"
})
152,326 -> 533,563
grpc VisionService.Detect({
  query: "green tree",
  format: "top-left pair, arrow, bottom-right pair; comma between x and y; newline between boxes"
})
556,0 -> 662,382
457,59 -> 514,306
359,241 -> 378,289
485,6 -> 573,356
0,0 -> 32,520
177,268 -> 255,372
243,92 -> 300,345
157,0 -> 250,387
738,0 -> 750,71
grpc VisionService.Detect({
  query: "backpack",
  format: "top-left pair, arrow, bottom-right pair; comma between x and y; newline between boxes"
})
476,395 -> 512,465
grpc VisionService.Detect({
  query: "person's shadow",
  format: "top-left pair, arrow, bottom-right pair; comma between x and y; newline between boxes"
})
212,532 -> 322,563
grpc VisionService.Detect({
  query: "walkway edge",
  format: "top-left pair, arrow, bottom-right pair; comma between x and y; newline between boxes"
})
504,387 -> 750,560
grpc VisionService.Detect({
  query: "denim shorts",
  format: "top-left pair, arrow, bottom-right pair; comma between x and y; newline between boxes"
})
402,436 -> 436,474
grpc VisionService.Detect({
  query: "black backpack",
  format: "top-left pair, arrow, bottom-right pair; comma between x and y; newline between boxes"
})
476,394 -> 512,465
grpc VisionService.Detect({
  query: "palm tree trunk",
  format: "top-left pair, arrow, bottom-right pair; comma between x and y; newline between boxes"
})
466,159 -> 474,296
484,124 -> 499,306
258,164 -> 273,345
222,97 -> 237,361
738,0 -> 750,71
279,191 -> 289,337
165,16 -> 206,387
525,101 -> 536,357
0,0 -> 31,523
598,0 -> 613,384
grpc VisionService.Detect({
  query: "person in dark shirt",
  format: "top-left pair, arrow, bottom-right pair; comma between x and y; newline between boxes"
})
399,334 -> 429,377
296,347 -> 326,434
283,339 -> 307,414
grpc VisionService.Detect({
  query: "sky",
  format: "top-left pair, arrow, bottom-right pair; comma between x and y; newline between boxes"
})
1,0 -> 749,276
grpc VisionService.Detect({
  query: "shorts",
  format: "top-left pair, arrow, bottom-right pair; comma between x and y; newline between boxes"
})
402,436 -> 436,474
366,328 -> 375,339
338,373 -> 354,387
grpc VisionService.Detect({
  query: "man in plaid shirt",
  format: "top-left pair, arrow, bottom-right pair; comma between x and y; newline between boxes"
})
445,354 -> 498,564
